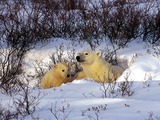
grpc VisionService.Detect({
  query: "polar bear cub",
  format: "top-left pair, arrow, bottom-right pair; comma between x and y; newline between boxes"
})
40,63 -> 72,89
76,51 -> 124,83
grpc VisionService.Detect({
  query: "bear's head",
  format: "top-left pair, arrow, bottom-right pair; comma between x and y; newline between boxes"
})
53,63 -> 71,80
76,51 -> 102,65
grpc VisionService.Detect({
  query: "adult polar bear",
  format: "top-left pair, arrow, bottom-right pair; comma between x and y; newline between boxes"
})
76,51 -> 124,83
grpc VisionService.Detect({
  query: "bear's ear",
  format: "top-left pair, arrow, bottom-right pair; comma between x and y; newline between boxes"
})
97,51 -> 102,57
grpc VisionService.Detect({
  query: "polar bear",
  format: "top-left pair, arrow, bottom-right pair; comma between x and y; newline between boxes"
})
76,51 -> 124,83
40,63 -> 72,89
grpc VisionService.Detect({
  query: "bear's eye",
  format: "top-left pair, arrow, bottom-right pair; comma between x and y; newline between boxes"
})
85,53 -> 88,55
62,70 -> 65,72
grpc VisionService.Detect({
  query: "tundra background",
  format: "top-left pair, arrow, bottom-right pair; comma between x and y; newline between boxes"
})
0,0 -> 160,120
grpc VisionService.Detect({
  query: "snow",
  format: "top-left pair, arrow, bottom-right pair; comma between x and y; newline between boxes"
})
1,38 -> 160,120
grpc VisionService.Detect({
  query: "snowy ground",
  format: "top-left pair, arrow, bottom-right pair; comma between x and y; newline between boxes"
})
0,38 -> 160,120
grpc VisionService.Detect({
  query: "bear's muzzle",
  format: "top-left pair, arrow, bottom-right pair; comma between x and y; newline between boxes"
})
76,56 -> 85,62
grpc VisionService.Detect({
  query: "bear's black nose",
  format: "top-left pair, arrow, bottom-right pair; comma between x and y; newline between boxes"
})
76,56 -> 80,61
67,74 -> 70,77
